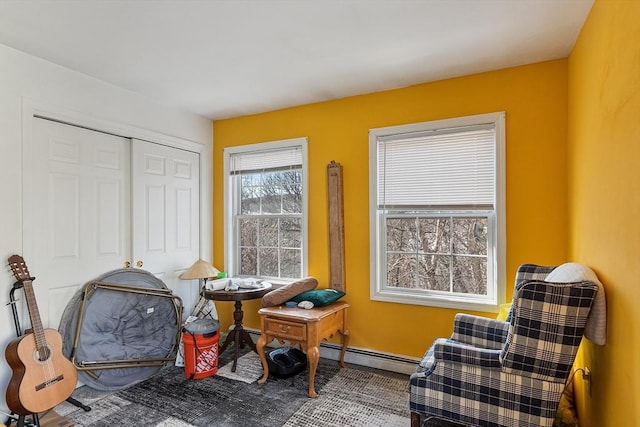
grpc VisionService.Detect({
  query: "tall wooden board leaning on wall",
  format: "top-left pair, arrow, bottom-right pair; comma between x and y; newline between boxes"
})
327,160 -> 346,293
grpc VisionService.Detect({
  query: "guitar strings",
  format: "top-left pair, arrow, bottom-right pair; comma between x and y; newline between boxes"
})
31,333 -> 57,384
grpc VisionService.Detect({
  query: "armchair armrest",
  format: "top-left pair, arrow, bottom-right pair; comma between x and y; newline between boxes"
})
451,313 -> 509,349
433,339 -> 502,368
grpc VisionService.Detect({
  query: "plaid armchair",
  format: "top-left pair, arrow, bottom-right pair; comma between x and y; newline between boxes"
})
409,264 -> 599,427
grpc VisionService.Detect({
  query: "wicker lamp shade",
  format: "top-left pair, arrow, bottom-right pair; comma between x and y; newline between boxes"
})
180,259 -> 220,280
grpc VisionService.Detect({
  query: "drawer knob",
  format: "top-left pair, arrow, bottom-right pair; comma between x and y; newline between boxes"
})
279,324 -> 291,333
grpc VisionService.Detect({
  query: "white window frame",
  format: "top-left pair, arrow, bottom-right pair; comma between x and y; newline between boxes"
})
369,112 -> 505,312
223,137 -> 309,283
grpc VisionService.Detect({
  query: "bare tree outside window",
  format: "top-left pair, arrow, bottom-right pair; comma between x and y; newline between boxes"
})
237,169 -> 303,279
385,215 -> 488,295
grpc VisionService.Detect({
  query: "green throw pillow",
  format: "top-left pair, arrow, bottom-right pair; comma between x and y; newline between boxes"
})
290,289 -> 346,307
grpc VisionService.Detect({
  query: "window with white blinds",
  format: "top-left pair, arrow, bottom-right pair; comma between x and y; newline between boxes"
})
229,146 -> 303,175
224,137 -> 308,282
377,125 -> 495,209
369,113 -> 505,312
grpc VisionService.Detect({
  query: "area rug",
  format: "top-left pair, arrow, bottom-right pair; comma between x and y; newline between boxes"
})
215,352 -> 264,384
283,366 -> 408,427
59,353 -> 410,427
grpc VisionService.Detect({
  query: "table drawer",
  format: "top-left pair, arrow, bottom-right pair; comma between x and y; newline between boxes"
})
264,317 -> 306,341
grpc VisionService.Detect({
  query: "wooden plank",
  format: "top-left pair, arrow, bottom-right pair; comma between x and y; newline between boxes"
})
327,161 -> 346,292
40,409 -> 75,427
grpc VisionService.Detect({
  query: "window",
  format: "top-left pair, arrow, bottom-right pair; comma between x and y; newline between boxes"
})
224,138 -> 308,282
369,112 -> 505,311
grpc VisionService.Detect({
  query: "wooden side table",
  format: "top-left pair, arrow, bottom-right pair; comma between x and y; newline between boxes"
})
202,283 -> 272,372
256,302 -> 349,398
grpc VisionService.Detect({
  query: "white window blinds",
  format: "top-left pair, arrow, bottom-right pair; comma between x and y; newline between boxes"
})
377,124 -> 495,209
229,146 -> 302,175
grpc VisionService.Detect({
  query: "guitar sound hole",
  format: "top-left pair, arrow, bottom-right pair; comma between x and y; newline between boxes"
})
36,346 -> 52,362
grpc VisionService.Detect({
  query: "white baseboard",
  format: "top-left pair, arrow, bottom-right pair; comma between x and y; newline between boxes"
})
242,328 -> 419,375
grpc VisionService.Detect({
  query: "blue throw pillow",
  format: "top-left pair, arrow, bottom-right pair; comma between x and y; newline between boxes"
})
290,289 -> 346,307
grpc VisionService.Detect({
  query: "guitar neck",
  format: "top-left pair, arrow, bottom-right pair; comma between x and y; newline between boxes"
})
21,279 -> 47,351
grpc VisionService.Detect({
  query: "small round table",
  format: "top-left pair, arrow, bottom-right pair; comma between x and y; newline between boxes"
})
203,283 -> 272,372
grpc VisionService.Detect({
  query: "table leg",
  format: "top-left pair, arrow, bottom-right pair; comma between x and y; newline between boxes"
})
256,334 -> 269,385
239,328 -> 257,351
218,323 -> 235,355
339,327 -> 350,368
307,345 -> 319,398
218,300 -> 247,372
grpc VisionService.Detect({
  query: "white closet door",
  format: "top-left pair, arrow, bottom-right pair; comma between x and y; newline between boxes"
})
25,118 -> 130,329
131,139 -> 200,314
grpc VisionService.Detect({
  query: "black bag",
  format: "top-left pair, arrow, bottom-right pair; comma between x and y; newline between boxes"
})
266,346 -> 307,378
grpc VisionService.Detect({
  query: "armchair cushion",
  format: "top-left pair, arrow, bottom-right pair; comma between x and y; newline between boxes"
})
515,263 -> 556,285
451,313 -> 509,350
416,337 -> 503,374
506,264 -> 556,323
415,338 -> 439,373
501,280 -> 597,380
433,339 -> 502,368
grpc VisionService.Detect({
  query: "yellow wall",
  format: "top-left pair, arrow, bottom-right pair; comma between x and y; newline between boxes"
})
211,3 -> 640,423
213,60 -> 569,358
568,0 -> 640,425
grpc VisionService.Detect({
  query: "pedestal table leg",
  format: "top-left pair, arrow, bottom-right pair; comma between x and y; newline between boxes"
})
218,300 -> 245,372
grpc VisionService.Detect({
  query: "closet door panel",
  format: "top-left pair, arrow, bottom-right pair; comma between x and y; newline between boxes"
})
145,184 -> 167,251
131,139 -> 200,315
25,118 -> 130,329
97,178 -> 125,255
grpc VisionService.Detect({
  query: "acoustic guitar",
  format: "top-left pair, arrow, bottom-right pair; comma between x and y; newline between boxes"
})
5,255 -> 77,415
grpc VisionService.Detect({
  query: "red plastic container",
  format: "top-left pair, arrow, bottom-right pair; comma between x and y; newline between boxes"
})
182,319 -> 219,379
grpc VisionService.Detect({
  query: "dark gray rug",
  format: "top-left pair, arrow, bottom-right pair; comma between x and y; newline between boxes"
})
58,351 -> 409,426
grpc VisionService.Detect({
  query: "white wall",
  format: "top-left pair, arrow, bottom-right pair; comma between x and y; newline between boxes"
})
0,43 -> 212,416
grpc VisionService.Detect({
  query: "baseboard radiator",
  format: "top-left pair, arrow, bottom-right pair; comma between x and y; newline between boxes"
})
244,328 -> 419,375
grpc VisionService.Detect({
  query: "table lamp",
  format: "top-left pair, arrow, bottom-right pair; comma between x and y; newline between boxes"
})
180,259 -> 221,320
180,259 -> 220,290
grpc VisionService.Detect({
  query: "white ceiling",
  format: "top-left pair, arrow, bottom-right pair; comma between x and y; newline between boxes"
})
0,0 -> 593,120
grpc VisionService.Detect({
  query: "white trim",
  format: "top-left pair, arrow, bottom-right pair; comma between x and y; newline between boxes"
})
369,112 -> 506,312
244,328 -> 419,375
223,137 -> 309,278
370,112 -> 503,138
494,113 -> 507,311
23,97 -> 206,151
319,343 -> 419,375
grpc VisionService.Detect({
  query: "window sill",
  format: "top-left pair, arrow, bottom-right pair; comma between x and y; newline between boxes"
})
371,287 -> 500,313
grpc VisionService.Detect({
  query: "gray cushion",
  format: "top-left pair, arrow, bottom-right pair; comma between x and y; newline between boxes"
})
261,277 -> 318,307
